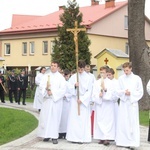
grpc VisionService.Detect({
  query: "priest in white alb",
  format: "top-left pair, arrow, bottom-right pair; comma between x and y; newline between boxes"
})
37,61 -> 66,144
59,69 -> 72,139
33,67 -> 46,112
66,60 -> 93,144
92,66 -> 115,146
115,62 -> 143,149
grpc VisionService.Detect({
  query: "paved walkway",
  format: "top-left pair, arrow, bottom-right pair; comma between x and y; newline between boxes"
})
0,101 -> 150,150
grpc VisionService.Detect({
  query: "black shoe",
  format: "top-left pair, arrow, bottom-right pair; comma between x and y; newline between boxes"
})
52,139 -> 58,144
2,101 -> 5,103
58,133 -> 63,139
10,101 -> 13,103
71,142 -> 78,144
59,133 -> 66,139
62,133 -> 66,139
71,141 -> 83,144
103,140 -> 110,146
15,101 -> 18,103
43,138 -> 50,142
128,147 -> 135,150
23,103 -> 26,105
18,102 -> 20,105
98,140 -> 104,144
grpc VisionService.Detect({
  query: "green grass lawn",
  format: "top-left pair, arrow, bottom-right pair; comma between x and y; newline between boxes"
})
0,107 -> 38,145
5,97 -> 34,103
139,110 -> 149,126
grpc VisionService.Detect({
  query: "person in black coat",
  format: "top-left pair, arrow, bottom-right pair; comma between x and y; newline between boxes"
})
0,71 -> 6,103
17,69 -> 28,105
8,70 -> 18,103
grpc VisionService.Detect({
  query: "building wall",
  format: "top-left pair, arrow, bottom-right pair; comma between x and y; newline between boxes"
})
87,5 -> 150,41
0,61 -> 4,68
88,34 -> 128,65
145,19 -> 150,40
87,5 -> 128,38
1,32 -> 150,70
1,32 -> 129,68
1,37 -> 56,68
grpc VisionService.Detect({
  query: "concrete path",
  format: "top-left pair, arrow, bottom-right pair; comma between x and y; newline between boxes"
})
0,101 -> 150,150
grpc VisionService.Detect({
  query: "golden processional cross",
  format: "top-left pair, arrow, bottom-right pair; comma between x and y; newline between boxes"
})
66,21 -> 86,115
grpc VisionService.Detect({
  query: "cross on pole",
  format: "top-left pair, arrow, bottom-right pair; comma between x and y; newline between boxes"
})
66,21 -> 86,115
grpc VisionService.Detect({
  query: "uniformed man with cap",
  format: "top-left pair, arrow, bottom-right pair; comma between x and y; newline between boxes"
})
8,70 -> 18,103
17,69 -> 28,105
0,71 -> 6,103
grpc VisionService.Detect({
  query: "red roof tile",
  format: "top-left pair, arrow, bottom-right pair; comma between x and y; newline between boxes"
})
0,1 -> 127,33
81,1 -> 127,25
11,14 -> 42,27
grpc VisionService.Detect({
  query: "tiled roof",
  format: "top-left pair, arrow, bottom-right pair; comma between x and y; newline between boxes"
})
79,1 -> 127,26
0,1 -> 127,32
11,14 -> 42,27
106,48 -> 129,58
95,48 -> 129,58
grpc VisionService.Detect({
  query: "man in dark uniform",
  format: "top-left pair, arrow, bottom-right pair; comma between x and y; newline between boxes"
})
0,71 -> 6,103
8,70 -> 18,103
17,69 -> 28,105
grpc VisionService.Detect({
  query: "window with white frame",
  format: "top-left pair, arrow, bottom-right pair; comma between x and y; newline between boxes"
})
125,42 -> 129,54
22,42 -> 27,55
43,41 -> 48,54
124,15 -> 128,29
50,41 -> 55,54
29,42 -> 35,55
4,43 -> 11,55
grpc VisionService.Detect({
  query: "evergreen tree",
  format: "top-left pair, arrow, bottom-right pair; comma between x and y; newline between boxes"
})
51,0 -> 91,71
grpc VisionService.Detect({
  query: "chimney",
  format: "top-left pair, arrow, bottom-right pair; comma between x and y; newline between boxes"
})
91,0 -> 99,6
59,6 -> 64,10
105,0 -> 115,8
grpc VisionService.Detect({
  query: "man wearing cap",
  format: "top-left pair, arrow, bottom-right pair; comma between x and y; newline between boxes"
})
8,70 -> 18,103
17,69 -> 28,105
0,71 -> 6,103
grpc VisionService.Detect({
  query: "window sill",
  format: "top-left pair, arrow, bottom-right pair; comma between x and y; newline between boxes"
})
22,54 -> 27,56
29,54 -> 34,56
42,53 -> 48,55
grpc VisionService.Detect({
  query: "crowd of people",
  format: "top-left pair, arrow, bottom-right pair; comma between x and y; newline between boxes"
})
1,60 -> 149,149
32,60 -> 148,149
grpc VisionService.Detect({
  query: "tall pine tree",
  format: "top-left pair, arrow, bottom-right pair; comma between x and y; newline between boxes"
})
51,0 -> 91,71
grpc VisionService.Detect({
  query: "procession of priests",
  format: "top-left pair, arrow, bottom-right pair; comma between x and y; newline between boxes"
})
35,60 -> 144,149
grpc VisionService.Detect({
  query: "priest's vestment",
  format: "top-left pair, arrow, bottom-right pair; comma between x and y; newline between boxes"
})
37,71 -> 66,139
66,71 -> 92,143
92,77 -> 115,140
59,80 -> 72,133
33,72 -> 45,110
115,72 -> 143,147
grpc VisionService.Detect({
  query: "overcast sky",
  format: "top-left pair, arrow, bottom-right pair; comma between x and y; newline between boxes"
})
0,0 -> 150,31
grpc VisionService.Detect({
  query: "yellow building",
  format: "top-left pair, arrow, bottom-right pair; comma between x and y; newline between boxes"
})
0,0 -> 150,74
0,57 -> 5,73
